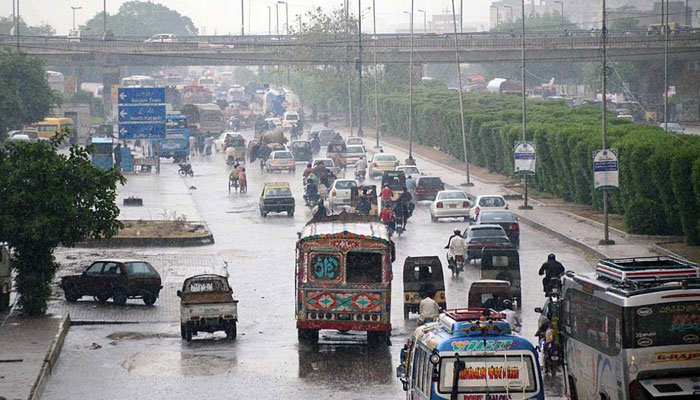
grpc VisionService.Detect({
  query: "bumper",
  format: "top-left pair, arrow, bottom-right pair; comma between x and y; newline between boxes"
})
297,320 -> 391,332
432,208 -> 469,218
262,204 -> 294,213
329,197 -> 352,206
268,164 -> 295,171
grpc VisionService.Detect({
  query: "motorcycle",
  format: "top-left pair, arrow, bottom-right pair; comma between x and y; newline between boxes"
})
178,163 -> 194,177
304,183 -> 321,207
539,334 -> 560,376
544,276 -> 562,297
447,254 -> 465,277
355,169 -> 366,183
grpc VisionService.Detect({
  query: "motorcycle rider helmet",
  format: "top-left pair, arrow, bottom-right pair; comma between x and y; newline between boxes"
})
548,253 -> 556,261
502,299 -> 512,309
453,229 -> 461,235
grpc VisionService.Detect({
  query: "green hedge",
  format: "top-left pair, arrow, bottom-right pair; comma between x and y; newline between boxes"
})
377,91 -> 700,244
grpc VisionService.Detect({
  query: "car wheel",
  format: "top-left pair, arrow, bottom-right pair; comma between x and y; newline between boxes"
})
63,284 -> 80,302
298,329 -> 319,345
112,289 -> 127,306
185,325 -> 193,342
142,291 -> 157,306
430,215 -> 437,222
95,293 -> 109,304
225,321 -> 237,340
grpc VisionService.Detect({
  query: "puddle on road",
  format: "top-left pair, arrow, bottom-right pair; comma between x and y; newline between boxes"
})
108,331 -> 178,341
122,350 -> 238,377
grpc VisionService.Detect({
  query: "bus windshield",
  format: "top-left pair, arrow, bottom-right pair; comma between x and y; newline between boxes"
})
438,354 -> 538,394
624,301 -> 700,348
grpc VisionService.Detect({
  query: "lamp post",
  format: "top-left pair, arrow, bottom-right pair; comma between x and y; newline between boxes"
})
267,5 -> 272,35
490,5 -> 500,28
357,0 -> 364,137
103,0 -> 106,41
277,1 -> 288,34
504,5 -> 513,23
451,0 -> 472,187
554,1 -> 564,26
345,0 -> 353,136
373,0 -> 380,149
275,2 -> 279,35
663,0 -> 669,131
404,3 -> 414,157
71,6 -> 81,31
600,0 -> 614,245
417,9 -> 427,33
240,0 -> 244,35
519,0 -> 532,210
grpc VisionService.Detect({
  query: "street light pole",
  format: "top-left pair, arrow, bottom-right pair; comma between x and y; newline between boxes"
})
664,0 -> 669,131
405,3 -> 414,158
519,0 -> 532,210
451,0 -> 472,187
240,0 -> 244,35
275,3 -> 279,35
103,0 -> 106,40
278,1 -> 289,86
504,5 -> 513,23
490,6 -> 500,28
71,6 -> 81,31
373,0 -> 380,149
357,0 -> 364,137
418,9 -> 427,33
345,0 -> 353,136
267,6 -> 272,35
554,1 -> 564,26
600,0 -> 614,245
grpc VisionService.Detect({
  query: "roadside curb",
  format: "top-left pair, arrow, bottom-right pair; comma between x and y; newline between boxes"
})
29,314 -> 71,400
513,213 -> 609,260
652,242 -> 687,260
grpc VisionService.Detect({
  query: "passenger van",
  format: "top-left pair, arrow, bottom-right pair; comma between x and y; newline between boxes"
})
282,111 -> 300,128
34,117 -> 74,141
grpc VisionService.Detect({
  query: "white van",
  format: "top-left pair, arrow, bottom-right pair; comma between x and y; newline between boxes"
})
282,111 -> 300,128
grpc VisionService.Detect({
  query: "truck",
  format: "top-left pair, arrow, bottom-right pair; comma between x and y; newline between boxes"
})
157,113 -> 190,162
0,245 -> 11,311
177,274 -> 239,341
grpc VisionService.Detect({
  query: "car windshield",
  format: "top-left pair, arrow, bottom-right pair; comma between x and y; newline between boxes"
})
399,167 -> 420,174
374,155 -> 397,162
347,138 -> 363,145
125,262 -> 157,275
479,212 -> 516,223
186,278 -> 227,293
469,227 -> 506,237
274,152 -> 293,159
419,178 -> 443,187
479,197 -> 506,207
335,180 -> 357,190
266,188 -> 292,197
346,146 -> 364,154
438,191 -> 466,200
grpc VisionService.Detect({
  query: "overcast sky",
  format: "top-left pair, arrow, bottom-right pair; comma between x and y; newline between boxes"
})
1,0 -> 495,35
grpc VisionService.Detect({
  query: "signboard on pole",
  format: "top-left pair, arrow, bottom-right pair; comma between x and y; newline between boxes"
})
593,149 -> 619,191
117,87 -> 166,140
514,141 -> 536,176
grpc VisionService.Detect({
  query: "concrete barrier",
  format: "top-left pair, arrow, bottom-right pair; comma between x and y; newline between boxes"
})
29,315 -> 71,400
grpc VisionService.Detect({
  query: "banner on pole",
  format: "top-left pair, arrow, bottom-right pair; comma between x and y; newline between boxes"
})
514,141 -> 536,176
593,149 -> 619,191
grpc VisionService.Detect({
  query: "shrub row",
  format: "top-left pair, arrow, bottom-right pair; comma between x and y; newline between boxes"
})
376,90 -> 700,244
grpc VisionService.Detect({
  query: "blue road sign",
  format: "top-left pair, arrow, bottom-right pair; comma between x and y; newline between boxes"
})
118,123 -> 166,140
118,105 -> 166,123
117,87 -> 165,104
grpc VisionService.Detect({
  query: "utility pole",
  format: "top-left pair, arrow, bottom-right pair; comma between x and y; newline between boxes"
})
103,0 -> 106,40
275,3 -> 279,35
71,6 -> 81,31
664,0 -> 669,131
600,0 -> 614,245
407,2 -> 414,157
345,0 -> 353,136
16,0 -> 20,48
418,9 -> 427,33
460,0 -> 463,33
357,0 -> 364,137
373,0 -> 380,149
452,0 -> 472,186
519,0 -> 532,210
267,6 -> 272,35
240,0 -> 244,35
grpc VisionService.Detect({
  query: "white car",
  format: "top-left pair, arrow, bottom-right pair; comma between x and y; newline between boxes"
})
214,132 -> 232,153
469,194 -> 508,221
659,122 -> 685,133
8,133 -> 32,143
329,179 -> 359,209
430,190 -> 471,222
265,150 -> 296,172
345,137 -> 365,146
145,33 -> 177,42
345,145 -> 366,165
395,165 -> 422,177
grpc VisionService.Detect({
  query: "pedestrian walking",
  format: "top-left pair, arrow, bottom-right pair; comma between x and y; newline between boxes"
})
189,136 -> 197,158
113,143 -> 122,171
238,167 -> 247,194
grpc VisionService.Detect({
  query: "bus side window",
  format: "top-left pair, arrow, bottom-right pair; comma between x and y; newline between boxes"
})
346,252 -> 383,283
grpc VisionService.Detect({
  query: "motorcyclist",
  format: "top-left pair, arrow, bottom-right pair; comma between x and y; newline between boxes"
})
291,123 -> 299,140
539,254 -> 565,294
305,180 -> 319,205
310,136 -> 321,154
396,187 -> 414,220
444,229 -> 467,267
380,206 -> 395,233
501,299 -> 521,332
303,163 -> 314,180
312,198 -> 328,219
392,203 -> 407,233
355,157 -> 367,180
380,184 -> 393,205
357,191 -> 371,215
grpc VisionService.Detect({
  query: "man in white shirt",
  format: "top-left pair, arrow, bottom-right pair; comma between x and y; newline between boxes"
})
418,287 -> 440,324
501,299 -> 521,333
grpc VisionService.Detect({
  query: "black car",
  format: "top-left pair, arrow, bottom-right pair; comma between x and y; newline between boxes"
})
462,225 -> 512,261
60,259 -> 162,306
412,176 -> 445,201
259,182 -> 295,217
474,210 -> 520,247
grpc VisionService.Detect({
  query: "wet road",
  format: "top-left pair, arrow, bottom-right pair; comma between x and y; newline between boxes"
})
42,130 -> 595,399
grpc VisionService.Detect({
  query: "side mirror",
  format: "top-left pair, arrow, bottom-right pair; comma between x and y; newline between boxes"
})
534,307 -> 543,313
176,290 -> 182,297
396,364 -> 406,379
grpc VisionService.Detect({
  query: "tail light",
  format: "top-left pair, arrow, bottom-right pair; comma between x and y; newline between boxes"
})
372,162 -> 377,167
462,201 -> 469,208
436,202 -> 443,208
508,223 -> 519,231
331,189 -> 337,196
475,206 -> 481,215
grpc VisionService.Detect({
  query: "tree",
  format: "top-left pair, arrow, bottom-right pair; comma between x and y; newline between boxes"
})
0,16 -> 55,36
0,51 -> 60,140
81,1 -> 198,37
0,138 -> 124,315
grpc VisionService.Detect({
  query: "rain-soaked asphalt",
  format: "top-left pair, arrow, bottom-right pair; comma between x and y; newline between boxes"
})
41,129 -> 596,399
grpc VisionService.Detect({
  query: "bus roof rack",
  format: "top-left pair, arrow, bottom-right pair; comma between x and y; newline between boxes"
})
440,308 -> 511,336
596,256 -> 699,284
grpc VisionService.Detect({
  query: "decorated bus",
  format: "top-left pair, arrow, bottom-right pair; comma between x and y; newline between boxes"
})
295,212 -> 394,345
397,308 -> 544,400
560,256 -> 700,400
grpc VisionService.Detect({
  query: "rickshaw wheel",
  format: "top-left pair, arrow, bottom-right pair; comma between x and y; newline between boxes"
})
298,329 -> 319,345
403,306 -> 410,320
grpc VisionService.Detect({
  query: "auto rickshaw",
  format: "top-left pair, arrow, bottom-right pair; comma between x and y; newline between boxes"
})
225,133 -> 246,165
381,170 -> 406,202
480,247 -> 521,308
326,139 -> 347,168
350,184 -> 378,216
467,279 -> 513,310
290,140 -> 313,163
403,256 -> 447,319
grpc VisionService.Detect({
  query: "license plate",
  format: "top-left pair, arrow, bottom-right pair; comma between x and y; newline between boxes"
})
551,356 -> 559,361
448,204 -> 456,208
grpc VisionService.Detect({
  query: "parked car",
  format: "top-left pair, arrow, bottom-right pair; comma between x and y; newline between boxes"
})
412,176 -> 445,201
345,137 -> 365,146
430,190 -> 471,222
395,165 -> 422,177
259,181 -> 295,217
145,33 -> 177,42
659,122 -> 685,133
328,178 -> 358,209
8,134 -> 32,143
60,259 -> 163,306
468,194 -> 508,221
177,274 -> 239,341
344,144 -> 366,165
474,210 -> 520,247
265,150 -> 296,172
462,225 -> 512,262
368,153 -> 399,177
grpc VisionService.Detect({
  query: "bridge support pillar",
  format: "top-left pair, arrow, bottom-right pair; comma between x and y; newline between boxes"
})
102,67 -> 120,119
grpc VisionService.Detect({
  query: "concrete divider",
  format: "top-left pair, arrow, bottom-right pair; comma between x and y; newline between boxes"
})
29,314 -> 71,400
